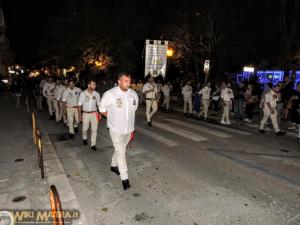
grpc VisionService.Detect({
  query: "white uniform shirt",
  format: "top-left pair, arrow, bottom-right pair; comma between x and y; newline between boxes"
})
199,86 -> 211,100
62,87 -> 82,107
54,85 -> 62,100
39,79 -> 46,89
182,85 -> 193,99
162,84 -> 172,97
264,90 -> 277,109
221,87 -> 234,102
99,86 -> 138,135
78,90 -> 101,112
142,82 -> 158,99
43,82 -> 56,98
57,85 -> 67,101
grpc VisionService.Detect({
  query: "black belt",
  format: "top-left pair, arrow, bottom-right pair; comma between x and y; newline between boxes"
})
83,111 -> 97,113
146,98 -> 157,101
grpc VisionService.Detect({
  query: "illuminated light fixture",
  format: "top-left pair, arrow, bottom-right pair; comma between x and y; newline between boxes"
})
9,70 -> 15,74
243,66 -> 255,73
167,48 -> 174,57
204,60 -> 210,73
2,79 -> 8,84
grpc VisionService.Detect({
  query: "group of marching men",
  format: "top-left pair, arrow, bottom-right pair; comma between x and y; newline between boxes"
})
40,74 -> 139,190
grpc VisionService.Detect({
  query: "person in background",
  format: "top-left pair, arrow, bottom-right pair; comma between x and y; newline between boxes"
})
58,78 -> 68,125
193,81 -> 201,114
212,83 -> 221,111
289,82 -> 300,132
220,82 -> 234,125
282,76 -> 295,122
54,79 -> 63,123
136,80 -> 144,104
130,79 -> 137,91
143,76 -> 158,126
198,82 -> 211,120
244,84 -> 257,123
182,81 -> 193,116
259,85 -> 286,136
62,79 -> 82,139
11,78 -> 22,108
33,82 -> 43,111
276,82 -> 284,124
161,81 -> 172,111
156,79 -> 162,105
42,76 -> 56,120
234,82 -> 245,120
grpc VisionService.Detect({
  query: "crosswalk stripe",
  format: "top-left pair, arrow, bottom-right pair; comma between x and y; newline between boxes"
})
186,118 -> 252,136
152,121 -> 208,142
165,119 -> 231,138
135,126 -> 179,147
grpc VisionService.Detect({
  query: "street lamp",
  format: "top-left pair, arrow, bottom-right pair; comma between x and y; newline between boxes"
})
167,48 -> 174,57
243,66 -> 255,73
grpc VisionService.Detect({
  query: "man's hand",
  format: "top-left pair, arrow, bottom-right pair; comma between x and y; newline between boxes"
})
270,109 -> 275,114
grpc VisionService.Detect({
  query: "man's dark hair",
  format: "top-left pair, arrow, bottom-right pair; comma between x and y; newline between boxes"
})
87,79 -> 96,84
267,82 -> 273,89
68,79 -> 75,84
118,73 -> 131,80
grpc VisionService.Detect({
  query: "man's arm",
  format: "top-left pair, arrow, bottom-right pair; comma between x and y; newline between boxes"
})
42,84 -> 48,98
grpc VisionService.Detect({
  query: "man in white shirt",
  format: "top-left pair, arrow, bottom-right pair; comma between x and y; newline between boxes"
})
43,76 -> 56,119
220,82 -> 234,125
78,80 -> 101,151
182,81 -> 193,116
53,79 -> 63,123
161,82 -> 172,111
259,85 -> 286,135
142,76 -> 158,126
62,80 -> 82,139
57,78 -> 68,125
100,73 -> 138,190
199,82 -> 211,120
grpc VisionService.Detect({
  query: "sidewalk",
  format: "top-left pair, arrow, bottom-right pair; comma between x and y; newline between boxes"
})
0,92 -> 86,225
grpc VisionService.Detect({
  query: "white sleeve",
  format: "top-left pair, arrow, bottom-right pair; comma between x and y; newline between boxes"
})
96,93 -> 101,106
142,84 -> 148,93
221,90 -> 225,99
99,92 -> 110,113
62,90 -> 67,102
42,84 -> 47,98
78,93 -> 84,106
134,92 -> 139,111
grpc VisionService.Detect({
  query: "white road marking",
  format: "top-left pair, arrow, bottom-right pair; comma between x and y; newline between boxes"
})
135,126 -> 179,147
186,118 -> 252,136
165,119 -> 231,138
152,121 -> 208,142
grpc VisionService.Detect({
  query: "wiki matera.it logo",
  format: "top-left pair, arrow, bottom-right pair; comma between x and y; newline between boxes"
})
0,211 -> 14,225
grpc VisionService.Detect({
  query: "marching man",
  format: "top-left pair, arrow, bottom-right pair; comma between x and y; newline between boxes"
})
57,78 -> 69,125
78,80 -> 101,151
143,76 -> 158,126
259,85 -> 286,135
199,82 -> 211,120
182,81 -> 193,116
43,76 -> 56,120
220,82 -> 234,125
54,79 -> 63,123
99,73 -> 138,190
62,80 -> 82,139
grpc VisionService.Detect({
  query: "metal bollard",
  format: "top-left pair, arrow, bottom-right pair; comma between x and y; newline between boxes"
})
50,185 -> 65,225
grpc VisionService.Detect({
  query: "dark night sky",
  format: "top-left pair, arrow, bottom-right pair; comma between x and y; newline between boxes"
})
1,0 -> 297,74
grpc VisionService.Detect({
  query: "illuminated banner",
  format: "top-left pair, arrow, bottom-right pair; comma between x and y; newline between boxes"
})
145,40 -> 168,78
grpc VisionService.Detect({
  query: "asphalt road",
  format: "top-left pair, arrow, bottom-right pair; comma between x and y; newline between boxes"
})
36,105 -> 300,225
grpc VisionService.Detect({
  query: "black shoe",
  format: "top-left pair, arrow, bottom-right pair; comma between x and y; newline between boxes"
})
184,113 -> 187,116
148,121 -> 152,127
276,131 -> 286,136
111,167 -> 120,175
50,115 -> 54,120
69,133 -> 75,139
74,127 -> 79,134
83,139 -> 88,146
122,179 -> 131,190
259,130 -> 265,134
297,137 -> 300,142
91,146 -> 97,151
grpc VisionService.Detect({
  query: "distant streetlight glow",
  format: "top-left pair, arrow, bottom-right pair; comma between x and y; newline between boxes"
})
243,66 -> 255,73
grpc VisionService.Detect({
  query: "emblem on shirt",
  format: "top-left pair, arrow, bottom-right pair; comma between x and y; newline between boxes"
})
133,99 -> 137,106
116,98 -> 122,107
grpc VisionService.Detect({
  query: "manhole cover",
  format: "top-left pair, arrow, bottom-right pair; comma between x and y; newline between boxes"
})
12,196 -> 26,202
14,158 -> 24,162
280,149 -> 290,153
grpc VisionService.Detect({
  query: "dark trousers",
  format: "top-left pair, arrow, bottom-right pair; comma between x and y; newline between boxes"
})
245,103 -> 255,119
